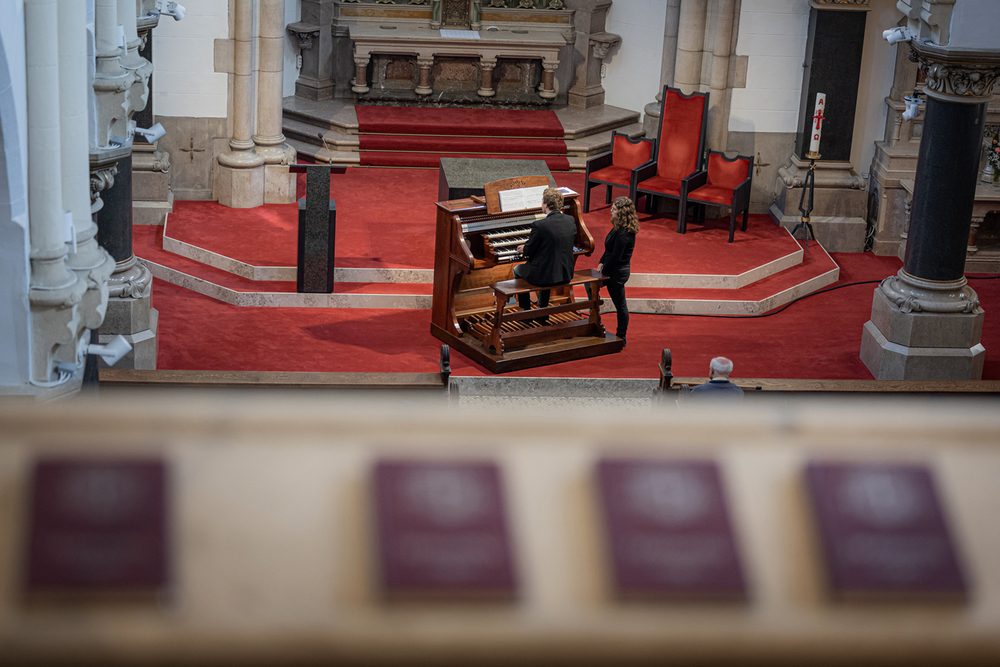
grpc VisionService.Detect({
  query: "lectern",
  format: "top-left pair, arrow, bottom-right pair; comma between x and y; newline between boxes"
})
289,163 -> 348,293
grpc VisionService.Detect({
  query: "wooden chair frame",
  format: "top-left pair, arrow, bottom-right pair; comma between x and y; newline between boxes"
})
680,151 -> 752,243
629,85 -> 709,220
582,131 -> 656,214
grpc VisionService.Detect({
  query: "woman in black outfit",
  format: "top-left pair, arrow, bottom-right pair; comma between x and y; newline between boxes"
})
597,196 -> 638,345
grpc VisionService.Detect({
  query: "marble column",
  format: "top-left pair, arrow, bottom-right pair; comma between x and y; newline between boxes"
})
478,57 -> 497,97
415,57 -> 434,96
860,43 -> 1000,380
93,0 -> 131,145
132,17 -> 174,226
643,0 -> 681,138
706,0 -> 736,152
59,0 -> 114,338
254,0 -> 297,204
769,1 -> 869,253
26,0 -> 88,387
218,0 -> 265,208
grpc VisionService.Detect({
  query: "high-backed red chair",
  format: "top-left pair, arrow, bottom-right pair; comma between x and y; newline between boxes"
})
630,86 -> 709,226
680,151 -> 752,243
582,131 -> 655,213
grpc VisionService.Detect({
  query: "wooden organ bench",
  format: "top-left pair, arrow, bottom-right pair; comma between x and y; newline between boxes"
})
483,269 -> 607,356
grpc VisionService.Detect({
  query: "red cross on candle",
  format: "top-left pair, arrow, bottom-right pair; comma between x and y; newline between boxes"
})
809,93 -> 826,155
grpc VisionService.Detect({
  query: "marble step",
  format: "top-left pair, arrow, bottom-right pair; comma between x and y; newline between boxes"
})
286,137 -> 361,166
282,96 -> 359,133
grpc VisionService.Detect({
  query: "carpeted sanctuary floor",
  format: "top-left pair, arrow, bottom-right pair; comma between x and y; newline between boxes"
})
147,164 -> 1000,380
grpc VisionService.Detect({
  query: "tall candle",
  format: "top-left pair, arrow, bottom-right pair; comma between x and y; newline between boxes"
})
809,93 -> 826,155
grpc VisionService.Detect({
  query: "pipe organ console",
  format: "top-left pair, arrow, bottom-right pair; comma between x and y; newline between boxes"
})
431,190 -> 624,373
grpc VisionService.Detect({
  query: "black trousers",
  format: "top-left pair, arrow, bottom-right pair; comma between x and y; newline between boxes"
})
588,277 -> 629,338
512,263 -> 550,311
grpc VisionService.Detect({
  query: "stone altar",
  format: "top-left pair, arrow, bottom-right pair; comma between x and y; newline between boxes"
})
438,157 -> 555,201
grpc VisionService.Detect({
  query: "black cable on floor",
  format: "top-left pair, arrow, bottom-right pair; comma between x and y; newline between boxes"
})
660,273 -> 1000,320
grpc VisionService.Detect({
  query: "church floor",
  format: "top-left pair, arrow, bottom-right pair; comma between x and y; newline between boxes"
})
149,257 -> 1000,381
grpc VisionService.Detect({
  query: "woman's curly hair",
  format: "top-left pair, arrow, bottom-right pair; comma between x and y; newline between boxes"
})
611,196 -> 639,234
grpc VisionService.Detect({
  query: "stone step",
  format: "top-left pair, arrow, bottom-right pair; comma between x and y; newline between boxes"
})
286,137 -> 361,166
282,96 -> 359,133
284,118 -> 359,150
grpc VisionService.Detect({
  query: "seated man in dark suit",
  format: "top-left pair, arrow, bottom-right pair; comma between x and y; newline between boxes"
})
690,357 -> 744,402
513,187 -> 577,320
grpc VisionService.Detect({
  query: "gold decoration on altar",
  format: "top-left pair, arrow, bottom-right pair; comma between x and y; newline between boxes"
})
547,0 -> 564,9
517,0 -> 534,9
488,0 -> 506,7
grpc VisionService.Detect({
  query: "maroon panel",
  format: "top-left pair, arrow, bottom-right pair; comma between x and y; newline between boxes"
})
374,460 -> 517,599
806,461 -> 967,600
598,459 -> 746,600
27,458 -> 169,592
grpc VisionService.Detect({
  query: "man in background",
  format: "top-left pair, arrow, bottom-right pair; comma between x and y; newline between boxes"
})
690,357 -> 744,401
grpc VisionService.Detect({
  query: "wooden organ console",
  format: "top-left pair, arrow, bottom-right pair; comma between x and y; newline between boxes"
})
431,183 -> 625,373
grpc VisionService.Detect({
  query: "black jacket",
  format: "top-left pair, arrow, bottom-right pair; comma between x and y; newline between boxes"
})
520,210 -> 577,287
599,227 -> 636,281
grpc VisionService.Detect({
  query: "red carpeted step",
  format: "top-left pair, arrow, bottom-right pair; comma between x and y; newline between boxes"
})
356,105 -> 564,138
359,134 -> 568,156
136,226 -> 432,296
359,151 -> 571,171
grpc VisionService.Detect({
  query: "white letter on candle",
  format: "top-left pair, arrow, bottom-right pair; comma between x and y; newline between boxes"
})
809,93 -> 826,155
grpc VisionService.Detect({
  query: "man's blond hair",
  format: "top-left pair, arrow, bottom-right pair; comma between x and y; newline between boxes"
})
542,187 -> 564,212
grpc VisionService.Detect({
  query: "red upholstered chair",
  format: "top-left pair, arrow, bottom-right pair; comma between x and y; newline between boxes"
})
583,131 -> 655,213
630,86 -> 709,225
680,151 -> 752,243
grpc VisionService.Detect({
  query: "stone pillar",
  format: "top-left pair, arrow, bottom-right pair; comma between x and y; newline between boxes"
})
352,54 -> 370,94
296,0 -> 336,100
860,43 -> 1000,380
254,0 -> 297,204
539,62 -> 559,101
769,1 -> 869,253
133,13 -> 174,226
643,0 -> 681,138
59,0 -> 114,339
93,0 -> 131,144
478,57 -> 497,97
118,0 -> 153,118
566,0 -> 613,109
218,0 -> 265,208
706,0 -> 736,152
415,57 -> 434,96
673,0 -> 707,95
26,0 -> 88,388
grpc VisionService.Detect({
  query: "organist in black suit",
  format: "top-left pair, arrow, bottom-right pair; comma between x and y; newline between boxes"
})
513,187 -> 577,316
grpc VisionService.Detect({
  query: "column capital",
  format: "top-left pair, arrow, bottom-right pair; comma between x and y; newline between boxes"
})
910,42 -> 1000,103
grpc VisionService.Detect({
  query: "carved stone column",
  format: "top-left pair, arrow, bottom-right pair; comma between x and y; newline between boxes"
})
478,57 -> 497,97
566,0 -> 613,109
352,54 -> 371,94
254,0 -> 297,204
296,0 -> 336,100
769,0 -> 870,253
415,56 -> 434,96
133,11 -> 175,227
218,0 -> 265,208
861,42 -> 1000,380
673,0 -> 706,95
539,61 -> 559,100
60,0 -> 114,343
26,0 -> 87,389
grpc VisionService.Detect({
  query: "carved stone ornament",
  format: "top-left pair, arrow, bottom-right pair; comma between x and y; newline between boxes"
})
879,271 -> 980,314
286,23 -> 321,51
589,32 -> 621,61
90,164 -> 119,205
917,55 -> 1000,102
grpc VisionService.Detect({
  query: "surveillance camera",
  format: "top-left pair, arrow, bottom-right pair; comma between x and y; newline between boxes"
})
902,95 -> 923,122
164,1 -> 185,20
87,335 -> 132,367
882,26 -> 916,45
135,123 -> 166,144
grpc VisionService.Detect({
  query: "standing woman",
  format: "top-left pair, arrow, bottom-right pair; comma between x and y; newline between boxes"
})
597,196 -> 638,346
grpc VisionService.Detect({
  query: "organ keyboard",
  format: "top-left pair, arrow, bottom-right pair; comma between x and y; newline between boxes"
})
431,189 -> 624,373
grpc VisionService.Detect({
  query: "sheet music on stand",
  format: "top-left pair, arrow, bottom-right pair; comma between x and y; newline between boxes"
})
498,185 -> 578,213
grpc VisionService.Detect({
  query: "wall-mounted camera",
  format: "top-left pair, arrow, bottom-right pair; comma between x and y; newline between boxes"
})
134,123 -> 167,144
156,0 -> 185,21
882,26 -> 917,45
902,94 -> 924,122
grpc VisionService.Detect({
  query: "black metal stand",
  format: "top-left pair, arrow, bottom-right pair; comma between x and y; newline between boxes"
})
792,153 -> 819,248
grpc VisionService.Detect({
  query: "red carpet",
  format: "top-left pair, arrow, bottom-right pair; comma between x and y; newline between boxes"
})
355,106 -> 569,170
162,169 -> 799,275
149,268 -> 1000,380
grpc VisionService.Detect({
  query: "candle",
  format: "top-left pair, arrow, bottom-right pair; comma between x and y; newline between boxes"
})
809,93 -> 826,155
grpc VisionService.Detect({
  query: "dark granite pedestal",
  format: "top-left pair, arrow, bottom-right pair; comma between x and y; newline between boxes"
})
438,158 -> 555,201
290,163 -> 347,293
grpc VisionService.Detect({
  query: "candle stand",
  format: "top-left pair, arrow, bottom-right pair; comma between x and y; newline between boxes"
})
791,150 -> 820,247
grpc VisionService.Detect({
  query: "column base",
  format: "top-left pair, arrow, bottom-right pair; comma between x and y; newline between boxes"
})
567,88 -> 606,109
217,163 -> 265,208
99,308 -> 158,370
133,189 -> 174,226
295,78 -> 335,101
859,284 -> 986,380
265,164 -> 298,205
642,100 -> 660,138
